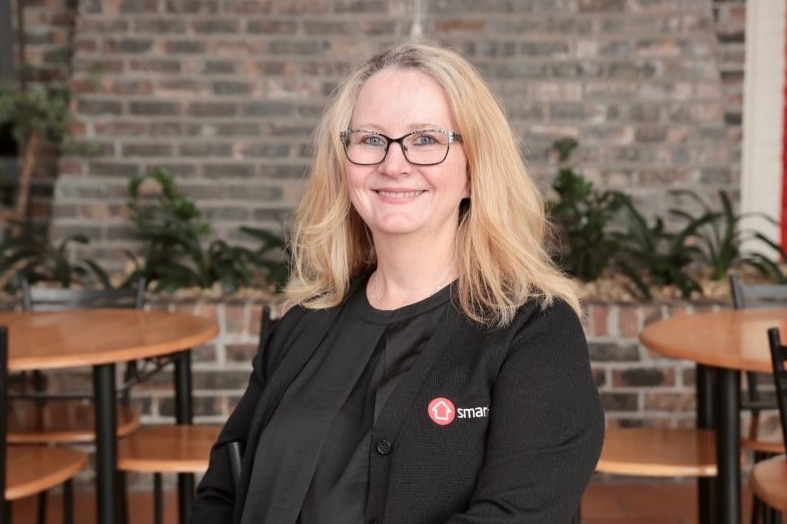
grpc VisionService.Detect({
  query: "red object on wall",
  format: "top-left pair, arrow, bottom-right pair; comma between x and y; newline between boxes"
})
782,5 -> 787,250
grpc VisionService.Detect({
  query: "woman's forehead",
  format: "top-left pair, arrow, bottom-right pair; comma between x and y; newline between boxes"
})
351,69 -> 456,130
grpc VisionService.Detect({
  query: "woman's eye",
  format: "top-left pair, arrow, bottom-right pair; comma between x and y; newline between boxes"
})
362,135 -> 386,147
412,133 -> 437,146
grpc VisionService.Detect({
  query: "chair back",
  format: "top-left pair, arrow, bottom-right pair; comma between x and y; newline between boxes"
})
766,328 -> 787,446
259,304 -> 275,345
20,278 -> 147,400
729,275 -> 787,310
729,275 -> 787,410
0,325 -> 8,517
21,278 -> 146,311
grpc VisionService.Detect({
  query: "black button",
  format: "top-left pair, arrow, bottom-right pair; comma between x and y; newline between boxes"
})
376,439 -> 392,455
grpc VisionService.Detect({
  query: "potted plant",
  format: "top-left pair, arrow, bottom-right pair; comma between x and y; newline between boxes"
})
124,166 -> 290,295
546,138 -> 787,302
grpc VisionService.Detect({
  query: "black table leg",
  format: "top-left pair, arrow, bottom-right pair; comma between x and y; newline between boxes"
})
173,350 -> 194,524
696,364 -> 716,524
93,363 -> 118,524
716,368 -> 741,524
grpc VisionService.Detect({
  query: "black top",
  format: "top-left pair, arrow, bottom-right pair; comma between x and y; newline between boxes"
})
243,276 -> 452,524
194,289 -> 604,524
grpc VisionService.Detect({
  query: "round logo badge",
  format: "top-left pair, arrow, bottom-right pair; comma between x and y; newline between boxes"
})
428,397 -> 456,426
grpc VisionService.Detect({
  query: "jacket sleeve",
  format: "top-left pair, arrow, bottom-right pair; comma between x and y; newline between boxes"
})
189,325 -> 272,523
444,300 -> 605,523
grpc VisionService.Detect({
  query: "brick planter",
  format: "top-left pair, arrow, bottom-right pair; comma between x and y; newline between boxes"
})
141,296 -> 736,430
584,299 -> 727,429
1,294 -> 740,429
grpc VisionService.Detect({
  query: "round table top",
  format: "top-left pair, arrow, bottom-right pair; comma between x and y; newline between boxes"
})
0,309 -> 219,371
639,308 -> 787,373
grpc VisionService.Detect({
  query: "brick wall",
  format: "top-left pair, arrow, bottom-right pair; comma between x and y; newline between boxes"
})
43,0 -> 745,270
5,0 -> 757,430
712,0 -> 746,192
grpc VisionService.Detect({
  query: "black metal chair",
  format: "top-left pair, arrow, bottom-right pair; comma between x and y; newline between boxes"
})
0,325 -> 90,524
729,275 -> 787,524
9,278 -> 149,444
9,279 -> 147,523
747,328 -> 787,521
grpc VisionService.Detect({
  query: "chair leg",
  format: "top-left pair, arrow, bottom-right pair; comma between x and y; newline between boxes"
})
752,450 -> 770,524
36,491 -> 47,524
63,480 -> 74,524
753,493 -> 763,524
32,370 -> 47,401
765,505 -> 780,524
179,472 -> 195,524
117,471 -> 128,524
154,473 -> 163,524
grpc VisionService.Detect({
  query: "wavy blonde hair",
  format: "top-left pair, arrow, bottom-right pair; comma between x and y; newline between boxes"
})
283,41 -> 580,327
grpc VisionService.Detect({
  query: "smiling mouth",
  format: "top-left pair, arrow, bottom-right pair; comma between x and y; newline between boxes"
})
376,190 -> 425,198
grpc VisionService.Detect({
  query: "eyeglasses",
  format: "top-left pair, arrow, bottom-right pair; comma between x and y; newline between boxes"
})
340,128 -> 463,166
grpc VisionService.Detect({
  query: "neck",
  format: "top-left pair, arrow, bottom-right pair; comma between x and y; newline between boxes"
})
368,259 -> 457,311
366,229 -> 459,310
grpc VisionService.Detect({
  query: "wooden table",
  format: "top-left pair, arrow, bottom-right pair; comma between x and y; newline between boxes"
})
640,308 -> 787,524
0,309 -> 219,524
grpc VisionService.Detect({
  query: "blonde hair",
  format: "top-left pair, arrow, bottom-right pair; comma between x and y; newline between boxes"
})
284,41 -> 580,327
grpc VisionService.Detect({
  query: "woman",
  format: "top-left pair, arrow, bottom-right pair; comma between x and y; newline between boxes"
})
191,41 -> 604,524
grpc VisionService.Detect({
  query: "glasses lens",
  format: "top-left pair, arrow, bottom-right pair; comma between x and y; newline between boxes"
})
402,130 -> 451,165
343,131 -> 388,165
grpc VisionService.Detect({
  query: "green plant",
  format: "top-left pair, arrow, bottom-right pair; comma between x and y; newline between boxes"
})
0,218 -> 110,291
610,188 -> 787,300
125,167 -> 289,294
614,199 -> 709,300
238,225 -> 291,292
545,137 -> 787,300
670,189 -> 785,281
546,138 -> 630,281
0,81 -> 71,219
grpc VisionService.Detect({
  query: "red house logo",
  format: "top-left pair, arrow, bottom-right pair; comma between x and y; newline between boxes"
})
428,397 -> 456,426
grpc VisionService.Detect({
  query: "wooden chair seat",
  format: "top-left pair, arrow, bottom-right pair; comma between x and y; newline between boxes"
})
741,433 -> 785,455
6,445 -> 89,501
7,399 -> 140,444
749,454 -> 787,513
115,308 -> 271,524
118,425 -> 222,474
596,427 -> 717,477
0,325 -> 90,522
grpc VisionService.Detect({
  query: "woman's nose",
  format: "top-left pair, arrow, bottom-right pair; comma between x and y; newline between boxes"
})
379,141 -> 411,176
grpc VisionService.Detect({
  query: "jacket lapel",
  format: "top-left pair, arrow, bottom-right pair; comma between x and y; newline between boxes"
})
233,304 -> 343,524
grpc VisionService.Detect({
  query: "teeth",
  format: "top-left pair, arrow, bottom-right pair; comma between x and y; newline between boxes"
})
378,190 -> 423,198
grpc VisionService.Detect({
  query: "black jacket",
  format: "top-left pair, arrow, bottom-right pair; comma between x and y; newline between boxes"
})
191,297 -> 604,523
